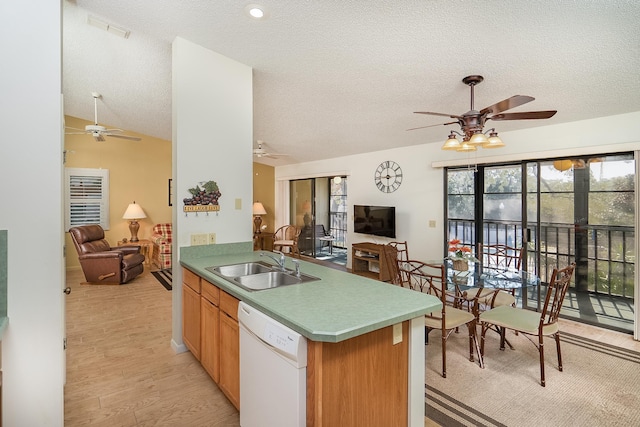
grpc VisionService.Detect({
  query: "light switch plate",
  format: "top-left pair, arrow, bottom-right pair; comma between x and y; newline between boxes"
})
235,198 -> 242,210
392,323 -> 402,345
190,233 -> 208,246
429,220 -> 436,228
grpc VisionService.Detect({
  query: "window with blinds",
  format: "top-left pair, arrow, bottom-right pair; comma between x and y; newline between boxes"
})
64,168 -> 109,231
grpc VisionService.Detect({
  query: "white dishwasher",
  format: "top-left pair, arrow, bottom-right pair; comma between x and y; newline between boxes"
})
238,301 -> 307,427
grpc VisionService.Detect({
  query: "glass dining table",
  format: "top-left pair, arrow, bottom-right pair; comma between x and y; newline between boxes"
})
442,259 -> 541,310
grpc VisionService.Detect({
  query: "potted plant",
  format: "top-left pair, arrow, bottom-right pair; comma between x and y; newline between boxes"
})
447,239 -> 478,271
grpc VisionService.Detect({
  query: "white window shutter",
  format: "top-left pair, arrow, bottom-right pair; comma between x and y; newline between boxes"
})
64,168 -> 110,231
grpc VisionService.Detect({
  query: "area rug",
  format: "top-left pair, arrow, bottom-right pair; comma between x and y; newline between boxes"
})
151,269 -> 172,291
425,330 -> 640,427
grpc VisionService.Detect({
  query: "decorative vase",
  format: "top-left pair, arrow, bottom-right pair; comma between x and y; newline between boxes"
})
452,259 -> 469,271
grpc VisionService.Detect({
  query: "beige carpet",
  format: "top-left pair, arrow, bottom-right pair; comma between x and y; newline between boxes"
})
425,328 -> 640,426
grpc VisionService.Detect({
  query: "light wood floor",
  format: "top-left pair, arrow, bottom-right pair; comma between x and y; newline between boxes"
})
64,269 -> 239,426
64,267 -> 638,426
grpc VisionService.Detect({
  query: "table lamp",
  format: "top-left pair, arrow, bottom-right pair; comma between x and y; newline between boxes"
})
122,201 -> 147,242
253,202 -> 267,233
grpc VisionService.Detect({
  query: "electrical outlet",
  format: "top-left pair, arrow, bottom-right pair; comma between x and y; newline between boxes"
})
392,323 -> 402,345
208,233 -> 216,244
429,220 -> 436,228
190,233 -> 208,246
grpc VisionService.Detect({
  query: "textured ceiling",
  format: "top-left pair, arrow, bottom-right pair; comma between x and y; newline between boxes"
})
63,0 -> 640,166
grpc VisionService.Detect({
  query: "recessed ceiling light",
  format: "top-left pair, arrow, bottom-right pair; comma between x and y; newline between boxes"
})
249,7 -> 264,18
245,4 -> 267,19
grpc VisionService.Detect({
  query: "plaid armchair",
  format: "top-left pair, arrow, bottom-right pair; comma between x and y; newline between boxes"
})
151,223 -> 172,270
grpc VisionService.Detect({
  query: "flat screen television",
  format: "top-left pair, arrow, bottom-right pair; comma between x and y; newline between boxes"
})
353,204 -> 396,238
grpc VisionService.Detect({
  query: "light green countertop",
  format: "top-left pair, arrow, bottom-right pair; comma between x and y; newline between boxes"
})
180,251 -> 441,343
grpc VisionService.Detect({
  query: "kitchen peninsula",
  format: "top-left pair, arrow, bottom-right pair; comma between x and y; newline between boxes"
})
180,243 -> 441,427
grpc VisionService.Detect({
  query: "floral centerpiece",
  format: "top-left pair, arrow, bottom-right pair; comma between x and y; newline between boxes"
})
447,239 -> 478,271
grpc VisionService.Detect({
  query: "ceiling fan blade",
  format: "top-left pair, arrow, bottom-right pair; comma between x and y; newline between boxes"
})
489,110 -> 557,121
406,121 -> 458,131
106,133 -> 142,141
414,111 -> 464,119
480,95 -> 535,115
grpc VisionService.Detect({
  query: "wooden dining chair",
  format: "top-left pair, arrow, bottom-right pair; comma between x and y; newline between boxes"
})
272,225 -> 301,257
401,260 -> 482,378
479,262 -> 576,387
388,241 -> 410,284
382,244 -> 402,285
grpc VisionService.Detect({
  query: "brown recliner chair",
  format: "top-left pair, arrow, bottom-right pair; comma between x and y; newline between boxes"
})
69,225 -> 145,284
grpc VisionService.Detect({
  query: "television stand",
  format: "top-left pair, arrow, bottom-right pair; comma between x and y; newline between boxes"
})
351,242 -> 391,281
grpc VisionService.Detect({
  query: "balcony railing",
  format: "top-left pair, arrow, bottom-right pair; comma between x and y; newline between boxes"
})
448,219 -> 635,299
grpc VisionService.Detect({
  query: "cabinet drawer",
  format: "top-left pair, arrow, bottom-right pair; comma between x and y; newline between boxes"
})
183,268 -> 201,293
220,290 -> 239,320
201,279 -> 220,305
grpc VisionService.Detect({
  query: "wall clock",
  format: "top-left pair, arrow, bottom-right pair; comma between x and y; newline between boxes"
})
374,160 -> 403,193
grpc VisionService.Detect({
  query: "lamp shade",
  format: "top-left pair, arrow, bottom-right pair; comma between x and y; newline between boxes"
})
469,132 -> 489,145
442,134 -> 461,150
483,132 -> 505,149
252,202 -> 267,215
456,140 -> 477,152
122,202 -> 147,219
553,160 -> 573,172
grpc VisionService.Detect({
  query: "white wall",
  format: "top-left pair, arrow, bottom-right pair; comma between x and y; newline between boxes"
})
0,1 -> 64,425
171,37 -> 253,349
276,111 -> 640,266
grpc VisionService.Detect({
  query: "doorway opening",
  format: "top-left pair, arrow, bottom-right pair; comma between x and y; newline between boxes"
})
290,176 -> 347,265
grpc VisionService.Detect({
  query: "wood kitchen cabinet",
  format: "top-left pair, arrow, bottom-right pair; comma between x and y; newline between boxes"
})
183,267 -> 240,410
182,268 -> 201,360
219,290 -> 240,410
307,322 -> 409,426
200,279 -> 220,383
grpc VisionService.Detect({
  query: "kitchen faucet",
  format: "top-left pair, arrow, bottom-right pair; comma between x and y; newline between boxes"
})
261,250 -> 286,271
292,259 -> 301,278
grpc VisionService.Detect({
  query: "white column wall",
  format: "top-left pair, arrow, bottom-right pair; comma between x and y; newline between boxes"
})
0,1 -> 65,425
171,37 -> 253,350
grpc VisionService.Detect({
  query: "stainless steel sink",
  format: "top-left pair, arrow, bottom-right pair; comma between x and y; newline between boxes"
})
234,271 -> 319,291
208,261 -> 272,277
205,261 -> 320,291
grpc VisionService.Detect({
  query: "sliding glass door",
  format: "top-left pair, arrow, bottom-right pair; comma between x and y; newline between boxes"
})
446,152 -> 635,333
290,176 -> 348,262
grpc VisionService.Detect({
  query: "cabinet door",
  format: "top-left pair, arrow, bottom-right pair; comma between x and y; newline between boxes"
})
219,312 -> 240,410
200,297 -> 220,383
182,283 -> 201,360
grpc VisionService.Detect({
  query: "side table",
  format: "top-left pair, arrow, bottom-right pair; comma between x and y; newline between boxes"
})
253,233 -> 274,251
117,239 -> 154,267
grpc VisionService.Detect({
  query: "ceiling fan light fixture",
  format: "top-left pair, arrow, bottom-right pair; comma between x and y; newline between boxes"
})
415,75 -> 556,155
469,131 -> 489,145
482,130 -> 505,148
441,132 -> 461,150
456,139 -> 477,152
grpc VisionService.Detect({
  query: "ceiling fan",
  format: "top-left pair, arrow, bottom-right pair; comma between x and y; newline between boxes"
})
65,92 -> 141,142
408,75 -> 557,151
253,140 -> 288,158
